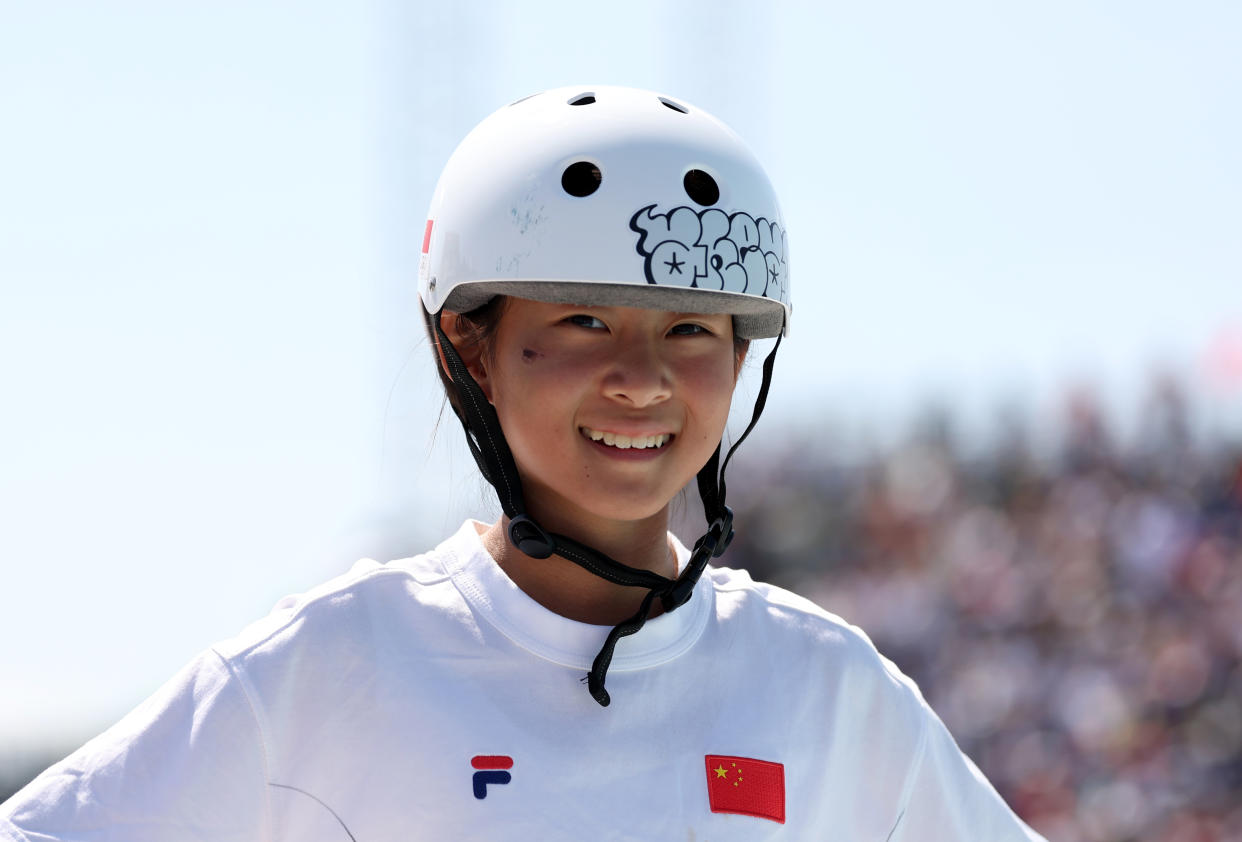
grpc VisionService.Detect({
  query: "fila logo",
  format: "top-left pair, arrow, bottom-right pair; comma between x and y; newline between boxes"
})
471,755 -> 513,799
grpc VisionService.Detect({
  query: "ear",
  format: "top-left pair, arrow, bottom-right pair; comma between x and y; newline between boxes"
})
438,310 -> 495,401
733,339 -> 750,382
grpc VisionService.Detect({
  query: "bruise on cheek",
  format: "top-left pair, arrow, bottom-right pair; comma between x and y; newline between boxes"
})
521,348 -> 543,363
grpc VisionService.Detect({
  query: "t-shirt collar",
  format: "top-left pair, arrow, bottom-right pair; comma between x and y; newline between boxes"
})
441,520 -> 711,671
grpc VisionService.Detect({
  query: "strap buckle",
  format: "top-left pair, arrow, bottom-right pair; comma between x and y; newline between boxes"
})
694,506 -> 735,560
662,507 -> 735,612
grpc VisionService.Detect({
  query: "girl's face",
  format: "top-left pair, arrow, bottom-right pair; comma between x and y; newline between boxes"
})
465,298 -> 745,530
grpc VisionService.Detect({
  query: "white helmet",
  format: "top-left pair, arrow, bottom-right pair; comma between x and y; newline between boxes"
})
419,85 -> 790,338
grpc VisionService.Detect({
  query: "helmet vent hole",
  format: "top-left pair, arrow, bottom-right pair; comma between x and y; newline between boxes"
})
568,93 -> 596,106
683,169 -> 719,206
562,161 -> 602,197
659,97 -> 689,114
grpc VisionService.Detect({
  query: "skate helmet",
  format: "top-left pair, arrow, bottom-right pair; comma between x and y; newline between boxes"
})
420,85 -> 790,339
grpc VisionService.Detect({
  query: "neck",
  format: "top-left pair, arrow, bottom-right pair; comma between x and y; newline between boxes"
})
481,508 -> 676,626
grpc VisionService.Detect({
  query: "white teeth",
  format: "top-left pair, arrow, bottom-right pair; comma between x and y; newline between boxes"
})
581,427 -> 671,450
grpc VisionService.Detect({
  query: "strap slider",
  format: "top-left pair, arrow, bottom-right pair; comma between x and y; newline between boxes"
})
697,506 -> 735,559
508,514 -> 555,559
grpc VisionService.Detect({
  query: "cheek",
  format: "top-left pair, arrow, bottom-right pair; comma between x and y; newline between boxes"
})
491,347 -> 588,423
679,356 -> 740,432
687,353 -> 740,395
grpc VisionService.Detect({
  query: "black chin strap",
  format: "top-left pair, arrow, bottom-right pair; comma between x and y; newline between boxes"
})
432,309 -> 781,706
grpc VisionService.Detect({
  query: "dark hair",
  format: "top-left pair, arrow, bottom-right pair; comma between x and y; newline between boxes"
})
424,296 -> 509,422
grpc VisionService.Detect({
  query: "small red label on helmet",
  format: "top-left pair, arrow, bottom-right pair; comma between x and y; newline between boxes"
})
422,219 -> 434,254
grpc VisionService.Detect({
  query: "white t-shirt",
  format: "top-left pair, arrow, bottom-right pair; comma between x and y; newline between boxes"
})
2,521 -> 1046,841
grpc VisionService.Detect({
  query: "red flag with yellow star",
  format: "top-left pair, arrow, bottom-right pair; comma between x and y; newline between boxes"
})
704,754 -> 785,823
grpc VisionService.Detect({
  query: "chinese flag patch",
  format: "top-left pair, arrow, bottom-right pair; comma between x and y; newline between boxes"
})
705,755 -> 785,824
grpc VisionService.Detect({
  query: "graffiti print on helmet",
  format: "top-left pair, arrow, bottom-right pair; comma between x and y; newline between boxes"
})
629,204 -> 787,301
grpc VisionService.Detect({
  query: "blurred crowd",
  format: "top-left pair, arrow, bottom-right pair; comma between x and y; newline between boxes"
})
727,381 -> 1242,842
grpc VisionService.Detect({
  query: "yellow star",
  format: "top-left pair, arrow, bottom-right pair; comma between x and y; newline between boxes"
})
714,765 -> 729,779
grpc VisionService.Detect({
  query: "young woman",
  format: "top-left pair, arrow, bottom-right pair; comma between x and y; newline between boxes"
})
1,86 -> 1045,840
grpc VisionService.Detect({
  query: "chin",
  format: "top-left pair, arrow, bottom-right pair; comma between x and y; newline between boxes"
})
574,488 -> 675,523
527,480 -> 676,529
589,500 -> 672,524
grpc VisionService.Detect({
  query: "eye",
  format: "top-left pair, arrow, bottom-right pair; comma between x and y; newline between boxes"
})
669,322 -> 711,337
565,314 -> 607,330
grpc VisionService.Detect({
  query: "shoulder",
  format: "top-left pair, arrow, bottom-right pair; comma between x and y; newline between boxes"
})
211,524 -> 470,664
704,568 -> 1044,840
708,565 -> 902,662
705,564 -> 929,709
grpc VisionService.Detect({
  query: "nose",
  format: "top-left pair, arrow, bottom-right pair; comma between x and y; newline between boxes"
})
602,338 -> 672,407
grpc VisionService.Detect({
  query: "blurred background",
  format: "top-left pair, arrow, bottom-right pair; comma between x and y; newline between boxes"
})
2,1 -> 1239,838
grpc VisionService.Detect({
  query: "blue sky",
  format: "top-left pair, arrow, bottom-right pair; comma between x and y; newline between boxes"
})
1,0 -> 1238,753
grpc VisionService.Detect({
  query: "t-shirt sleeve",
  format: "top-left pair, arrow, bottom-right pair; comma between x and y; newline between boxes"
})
0,650 -> 270,842
888,704 -> 1047,842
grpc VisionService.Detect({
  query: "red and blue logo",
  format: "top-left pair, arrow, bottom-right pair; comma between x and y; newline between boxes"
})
471,755 -> 513,799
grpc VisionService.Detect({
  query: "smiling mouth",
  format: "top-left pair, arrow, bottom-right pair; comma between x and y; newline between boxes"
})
580,426 -> 673,450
